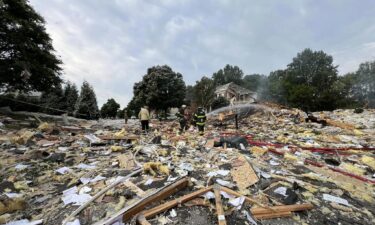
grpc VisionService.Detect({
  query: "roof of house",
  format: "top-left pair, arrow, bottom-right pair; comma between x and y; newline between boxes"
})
215,82 -> 255,95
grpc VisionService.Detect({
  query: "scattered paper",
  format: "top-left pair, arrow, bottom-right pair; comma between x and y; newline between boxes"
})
79,186 -> 92,194
170,209 -> 177,217
269,160 -> 280,166
62,186 -> 92,206
242,210 -> 257,225
220,191 -> 235,199
179,162 -> 194,171
76,163 -> 96,170
274,187 -> 288,197
5,219 -> 43,225
84,134 -> 102,143
145,179 -> 153,185
15,164 -> 28,171
229,196 -> 245,209
57,147 -> 69,152
202,191 -> 215,199
56,167 -> 70,174
216,179 -> 235,188
207,170 -> 230,177
5,193 -> 23,198
323,194 -> 350,206
66,219 -> 80,225
261,172 -> 271,179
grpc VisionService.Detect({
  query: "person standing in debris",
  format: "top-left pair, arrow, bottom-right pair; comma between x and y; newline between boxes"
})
193,107 -> 206,136
138,106 -> 150,132
124,108 -> 128,124
176,105 -> 189,133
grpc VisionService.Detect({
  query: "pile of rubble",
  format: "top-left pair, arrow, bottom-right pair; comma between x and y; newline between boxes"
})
0,104 -> 374,225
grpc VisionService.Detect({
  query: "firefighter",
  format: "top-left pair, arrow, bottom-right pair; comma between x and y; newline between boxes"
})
193,107 -> 206,136
176,105 -> 188,133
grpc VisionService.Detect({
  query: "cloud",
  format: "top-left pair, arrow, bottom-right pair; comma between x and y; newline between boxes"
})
29,0 -> 375,107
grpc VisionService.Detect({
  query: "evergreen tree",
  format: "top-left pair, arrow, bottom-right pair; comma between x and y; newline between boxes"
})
63,82 -> 78,113
212,64 -> 244,86
100,98 -> 120,118
0,0 -> 62,92
75,81 -> 99,119
40,84 -> 65,115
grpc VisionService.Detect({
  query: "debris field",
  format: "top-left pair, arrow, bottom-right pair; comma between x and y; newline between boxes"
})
0,104 -> 375,225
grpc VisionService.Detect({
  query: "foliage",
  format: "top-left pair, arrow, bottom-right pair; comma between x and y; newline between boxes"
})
193,76 -> 216,110
40,84 -> 65,115
212,64 -> 244,86
100,98 -> 120,118
243,74 -> 266,92
0,0 -> 62,92
354,61 -> 375,107
184,85 -> 195,106
63,82 -> 79,114
211,96 -> 230,110
129,65 -> 186,113
75,81 -> 99,119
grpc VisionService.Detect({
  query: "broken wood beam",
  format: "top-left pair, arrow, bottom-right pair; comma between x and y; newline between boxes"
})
63,168 -> 143,225
213,185 -> 227,225
136,214 -> 151,225
98,135 -> 139,140
250,203 -> 314,215
142,186 -> 213,219
123,177 -> 189,221
253,211 -> 292,219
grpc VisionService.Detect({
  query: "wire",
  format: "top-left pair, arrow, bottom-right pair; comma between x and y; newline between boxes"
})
0,95 -> 89,116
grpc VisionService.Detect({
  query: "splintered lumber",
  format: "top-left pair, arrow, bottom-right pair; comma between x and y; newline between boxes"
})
214,186 -> 227,225
123,177 -> 189,221
137,214 -> 152,225
231,155 -> 259,191
250,203 -> 314,215
254,211 -> 292,219
63,168 -> 142,225
98,135 -> 139,140
325,119 -> 355,130
143,186 -> 213,219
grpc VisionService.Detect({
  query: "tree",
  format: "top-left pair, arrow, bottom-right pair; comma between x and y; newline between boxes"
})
243,74 -> 266,92
193,76 -> 215,110
63,82 -> 78,113
129,65 -> 186,113
355,61 -> 375,108
184,85 -> 195,106
262,70 -> 287,104
211,96 -> 229,110
40,84 -> 65,115
100,98 -> 120,118
284,49 -> 339,111
212,64 -> 244,86
75,81 -> 99,119
0,0 -> 62,92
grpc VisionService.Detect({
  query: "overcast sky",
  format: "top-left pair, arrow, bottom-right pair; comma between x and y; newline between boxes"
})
29,0 -> 375,107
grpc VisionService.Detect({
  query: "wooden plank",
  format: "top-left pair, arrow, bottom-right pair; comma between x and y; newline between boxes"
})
98,135 -> 139,140
251,203 -> 314,215
143,186 -> 213,219
124,180 -> 146,197
253,211 -> 292,220
123,177 -> 189,221
214,186 -> 227,225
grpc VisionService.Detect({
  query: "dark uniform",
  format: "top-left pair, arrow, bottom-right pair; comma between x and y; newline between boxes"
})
176,108 -> 186,133
193,107 -> 206,135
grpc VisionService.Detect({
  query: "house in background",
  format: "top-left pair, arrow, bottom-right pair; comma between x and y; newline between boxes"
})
215,82 -> 257,104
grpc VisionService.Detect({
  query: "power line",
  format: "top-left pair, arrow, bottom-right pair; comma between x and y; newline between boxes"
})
0,95 -> 90,117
